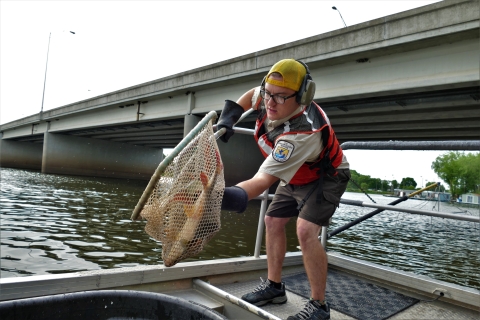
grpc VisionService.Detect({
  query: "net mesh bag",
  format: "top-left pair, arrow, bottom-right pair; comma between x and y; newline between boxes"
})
139,119 -> 225,267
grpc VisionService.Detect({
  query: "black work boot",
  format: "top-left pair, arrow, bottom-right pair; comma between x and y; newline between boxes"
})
287,299 -> 330,320
241,278 -> 287,306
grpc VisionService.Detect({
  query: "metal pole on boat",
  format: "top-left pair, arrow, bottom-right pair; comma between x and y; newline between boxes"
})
320,225 -> 328,247
193,279 -> 282,320
326,183 -> 440,239
254,188 -> 269,258
338,199 -> 479,223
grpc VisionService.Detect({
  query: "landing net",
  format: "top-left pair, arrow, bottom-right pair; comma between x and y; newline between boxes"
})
133,112 -> 225,267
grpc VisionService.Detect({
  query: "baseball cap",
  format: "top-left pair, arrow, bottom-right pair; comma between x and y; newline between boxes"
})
265,59 -> 306,92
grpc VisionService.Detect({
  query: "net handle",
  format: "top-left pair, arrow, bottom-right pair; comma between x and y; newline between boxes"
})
131,108 -> 254,221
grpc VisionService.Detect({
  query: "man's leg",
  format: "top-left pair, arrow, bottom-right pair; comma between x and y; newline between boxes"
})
287,219 -> 331,320
240,216 -> 290,306
296,217 -> 325,300
265,216 -> 290,282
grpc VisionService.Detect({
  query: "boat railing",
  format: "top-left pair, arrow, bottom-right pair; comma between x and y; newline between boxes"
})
226,123 -> 480,256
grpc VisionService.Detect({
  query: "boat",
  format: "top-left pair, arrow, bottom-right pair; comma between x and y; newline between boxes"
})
1,203 -> 478,319
419,191 -> 452,202
1,248 -> 478,319
1,131 -> 479,319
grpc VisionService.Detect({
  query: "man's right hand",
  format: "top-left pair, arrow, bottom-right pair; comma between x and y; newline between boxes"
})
217,100 -> 244,143
221,186 -> 248,213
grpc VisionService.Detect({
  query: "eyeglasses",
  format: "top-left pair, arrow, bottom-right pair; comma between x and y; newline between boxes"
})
260,89 -> 296,104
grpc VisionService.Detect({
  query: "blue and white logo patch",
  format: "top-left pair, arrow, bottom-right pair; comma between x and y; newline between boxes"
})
272,140 -> 295,163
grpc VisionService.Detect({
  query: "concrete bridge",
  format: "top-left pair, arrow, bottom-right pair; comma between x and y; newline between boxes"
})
1,0 -> 479,183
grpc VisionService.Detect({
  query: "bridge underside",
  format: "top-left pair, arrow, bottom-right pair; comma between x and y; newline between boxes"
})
10,85 -> 480,148
1,0 -> 478,181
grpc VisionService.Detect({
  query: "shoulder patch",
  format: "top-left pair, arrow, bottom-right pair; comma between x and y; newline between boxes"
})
272,140 -> 295,163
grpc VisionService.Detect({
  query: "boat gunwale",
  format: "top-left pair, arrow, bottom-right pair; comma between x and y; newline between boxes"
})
1,251 -> 478,312
0,253 -> 302,302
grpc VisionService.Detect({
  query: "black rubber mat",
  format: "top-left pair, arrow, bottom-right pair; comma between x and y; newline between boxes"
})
283,269 -> 419,320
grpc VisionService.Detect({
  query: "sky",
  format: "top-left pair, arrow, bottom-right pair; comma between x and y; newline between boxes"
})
2,0 -> 466,187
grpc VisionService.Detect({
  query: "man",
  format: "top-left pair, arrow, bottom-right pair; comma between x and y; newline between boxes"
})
218,59 -> 350,320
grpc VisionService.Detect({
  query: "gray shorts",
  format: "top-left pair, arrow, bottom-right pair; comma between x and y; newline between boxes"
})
266,169 -> 351,226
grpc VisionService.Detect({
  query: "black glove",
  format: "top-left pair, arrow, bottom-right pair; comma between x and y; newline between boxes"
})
217,100 -> 244,143
221,186 -> 248,213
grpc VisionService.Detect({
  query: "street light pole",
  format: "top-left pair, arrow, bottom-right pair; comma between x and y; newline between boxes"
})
332,6 -> 347,28
40,32 -> 52,114
40,31 -> 75,114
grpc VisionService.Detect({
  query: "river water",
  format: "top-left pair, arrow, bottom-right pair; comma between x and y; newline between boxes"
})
1,168 -> 479,290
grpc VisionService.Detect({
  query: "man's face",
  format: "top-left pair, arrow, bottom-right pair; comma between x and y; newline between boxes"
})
264,82 -> 300,121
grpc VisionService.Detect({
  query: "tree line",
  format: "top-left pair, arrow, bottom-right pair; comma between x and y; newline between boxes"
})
347,152 -> 479,198
346,170 -> 426,194
432,151 -> 480,197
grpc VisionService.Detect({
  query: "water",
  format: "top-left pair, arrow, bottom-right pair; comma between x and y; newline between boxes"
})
1,168 -> 479,290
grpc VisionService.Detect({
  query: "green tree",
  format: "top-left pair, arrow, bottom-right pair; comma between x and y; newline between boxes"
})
371,178 -> 381,190
400,177 -> 417,189
381,179 -> 389,192
431,152 -> 479,197
425,181 -> 446,192
347,169 -> 361,191
391,180 -> 399,189
432,152 -> 461,196
358,175 -> 373,190
456,153 -> 480,193
425,181 -> 437,188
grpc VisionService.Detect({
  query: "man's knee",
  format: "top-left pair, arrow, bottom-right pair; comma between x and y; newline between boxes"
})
265,216 -> 289,230
296,219 -> 321,243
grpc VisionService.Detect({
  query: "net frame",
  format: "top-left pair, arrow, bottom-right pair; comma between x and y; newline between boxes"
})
131,109 -> 254,266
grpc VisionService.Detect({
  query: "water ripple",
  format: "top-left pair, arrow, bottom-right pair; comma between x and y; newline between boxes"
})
1,168 -> 478,290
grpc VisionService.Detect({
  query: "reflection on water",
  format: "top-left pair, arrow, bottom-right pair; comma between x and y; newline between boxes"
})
1,168 -> 479,289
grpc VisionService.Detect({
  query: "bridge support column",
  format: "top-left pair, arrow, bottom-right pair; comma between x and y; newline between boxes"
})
183,114 -> 202,136
41,132 -> 163,180
0,139 -> 43,170
217,134 -> 265,187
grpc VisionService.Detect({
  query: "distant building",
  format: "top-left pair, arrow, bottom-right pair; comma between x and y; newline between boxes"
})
421,191 -> 451,202
393,189 -> 415,197
458,193 -> 480,205
394,189 -> 452,202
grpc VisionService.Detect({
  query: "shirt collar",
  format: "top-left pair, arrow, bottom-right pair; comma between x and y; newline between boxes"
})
265,106 -> 304,130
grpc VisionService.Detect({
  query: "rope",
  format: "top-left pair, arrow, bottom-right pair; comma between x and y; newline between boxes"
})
450,202 -> 471,214
349,178 -> 376,203
419,292 -> 445,303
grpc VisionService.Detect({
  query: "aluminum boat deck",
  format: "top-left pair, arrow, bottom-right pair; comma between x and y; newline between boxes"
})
1,250 -> 478,319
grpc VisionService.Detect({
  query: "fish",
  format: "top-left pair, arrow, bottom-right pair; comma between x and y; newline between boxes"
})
162,148 -> 223,267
